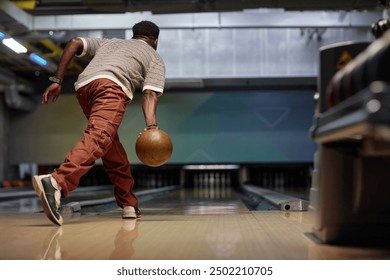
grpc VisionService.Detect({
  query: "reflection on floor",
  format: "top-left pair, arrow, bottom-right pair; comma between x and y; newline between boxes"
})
0,187 -> 389,260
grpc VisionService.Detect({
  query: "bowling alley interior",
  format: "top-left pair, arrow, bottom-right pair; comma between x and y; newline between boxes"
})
1,0 -> 390,261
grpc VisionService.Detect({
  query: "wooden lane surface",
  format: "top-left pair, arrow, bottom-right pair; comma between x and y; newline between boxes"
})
0,188 -> 389,260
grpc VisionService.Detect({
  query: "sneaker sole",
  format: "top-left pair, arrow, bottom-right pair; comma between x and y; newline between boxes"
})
122,212 -> 137,219
32,176 -> 63,226
122,215 -> 141,219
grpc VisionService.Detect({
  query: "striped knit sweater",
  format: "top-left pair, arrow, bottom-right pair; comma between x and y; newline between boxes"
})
75,38 -> 165,100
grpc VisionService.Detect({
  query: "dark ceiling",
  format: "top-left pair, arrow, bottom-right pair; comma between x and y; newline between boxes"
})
10,0 -> 387,16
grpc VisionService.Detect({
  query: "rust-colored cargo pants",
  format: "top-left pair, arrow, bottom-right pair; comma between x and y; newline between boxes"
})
52,79 -> 138,208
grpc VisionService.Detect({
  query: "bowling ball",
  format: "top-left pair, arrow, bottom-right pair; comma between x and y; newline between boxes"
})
135,128 -> 173,167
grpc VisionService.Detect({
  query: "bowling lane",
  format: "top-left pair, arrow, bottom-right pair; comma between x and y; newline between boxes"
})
1,186 -> 390,260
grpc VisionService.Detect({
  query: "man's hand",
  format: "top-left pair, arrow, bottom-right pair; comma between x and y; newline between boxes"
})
42,83 -> 61,104
143,125 -> 159,132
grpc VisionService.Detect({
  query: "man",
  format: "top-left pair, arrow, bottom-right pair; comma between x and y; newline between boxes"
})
32,20 -> 165,226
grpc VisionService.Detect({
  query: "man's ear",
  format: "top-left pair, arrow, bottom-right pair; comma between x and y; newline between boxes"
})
153,38 -> 158,50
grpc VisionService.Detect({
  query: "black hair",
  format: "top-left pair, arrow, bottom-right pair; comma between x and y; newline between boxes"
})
132,21 -> 160,38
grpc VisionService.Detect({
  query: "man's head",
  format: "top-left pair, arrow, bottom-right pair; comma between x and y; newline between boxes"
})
132,21 -> 160,50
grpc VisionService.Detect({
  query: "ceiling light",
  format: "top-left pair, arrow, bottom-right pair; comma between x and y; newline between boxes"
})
2,38 -> 27,54
29,53 -> 48,66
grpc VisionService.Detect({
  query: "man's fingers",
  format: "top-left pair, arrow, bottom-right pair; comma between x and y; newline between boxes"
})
41,91 -> 48,104
52,93 -> 59,103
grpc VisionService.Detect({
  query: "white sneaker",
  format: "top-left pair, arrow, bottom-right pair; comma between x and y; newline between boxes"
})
122,206 -> 141,219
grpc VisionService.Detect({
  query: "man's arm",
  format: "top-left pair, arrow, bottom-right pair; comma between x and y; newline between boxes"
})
142,89 -> 159,129
42,38 -> 84,104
